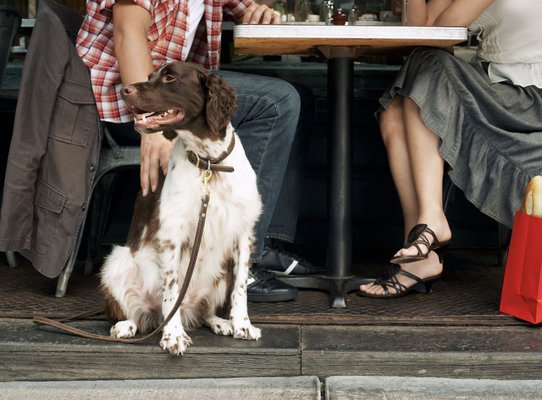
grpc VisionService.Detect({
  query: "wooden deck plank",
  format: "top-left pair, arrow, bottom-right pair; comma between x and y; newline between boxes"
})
301,325 -> 542,379
0,319 -> 300,381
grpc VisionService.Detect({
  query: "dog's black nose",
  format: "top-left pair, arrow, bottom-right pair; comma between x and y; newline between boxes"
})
122,85 -> 136,96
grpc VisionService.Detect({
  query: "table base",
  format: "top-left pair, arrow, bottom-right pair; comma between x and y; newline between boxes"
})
277,275 -> 373,308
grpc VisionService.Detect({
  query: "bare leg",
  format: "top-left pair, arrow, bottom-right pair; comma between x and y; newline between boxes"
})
378,96 -> 419,234
395,97 -> 451,257
360,97 -> 448,296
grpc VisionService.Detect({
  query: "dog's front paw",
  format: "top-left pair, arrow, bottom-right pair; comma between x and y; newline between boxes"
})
110,320 -> 137,338
205,316 -> 234,336
160,330 -> 192,356
232,320 -> 261,341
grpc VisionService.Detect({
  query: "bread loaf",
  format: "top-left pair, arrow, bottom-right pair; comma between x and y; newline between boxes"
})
521,175 -> 542,217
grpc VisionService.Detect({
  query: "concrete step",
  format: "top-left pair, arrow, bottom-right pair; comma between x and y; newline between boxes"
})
325,376 -> 542,399
0,376 -> 321,400
3,376 -> 542,400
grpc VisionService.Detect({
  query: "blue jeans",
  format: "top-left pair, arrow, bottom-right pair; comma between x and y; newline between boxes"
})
215,70 -> 304,260
264,82 -> 314,245
108,70 -> 307,261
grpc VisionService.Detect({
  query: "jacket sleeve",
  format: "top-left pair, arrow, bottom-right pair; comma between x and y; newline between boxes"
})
0,9 -> 70,250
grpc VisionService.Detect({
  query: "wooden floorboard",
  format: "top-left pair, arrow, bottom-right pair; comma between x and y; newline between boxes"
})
301,325 -> 542,379
3,319 -> 542,381
3,249 -> 542,381
0,319 -> 301,381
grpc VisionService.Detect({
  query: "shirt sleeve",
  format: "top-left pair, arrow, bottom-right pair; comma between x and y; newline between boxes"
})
223,0 -> 254,23
97,0 -> 155,17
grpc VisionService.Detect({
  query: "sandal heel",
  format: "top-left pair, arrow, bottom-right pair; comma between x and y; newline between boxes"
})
413,281 -> 433,294
415,274 -> 443,294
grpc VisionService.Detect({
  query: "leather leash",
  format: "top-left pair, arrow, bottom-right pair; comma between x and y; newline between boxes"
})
33,139 -> 236,343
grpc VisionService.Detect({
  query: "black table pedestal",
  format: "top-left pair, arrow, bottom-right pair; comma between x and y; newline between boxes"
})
279,48 -> 372,308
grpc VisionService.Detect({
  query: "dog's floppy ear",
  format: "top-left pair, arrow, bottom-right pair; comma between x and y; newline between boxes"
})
205,74 -> 237,137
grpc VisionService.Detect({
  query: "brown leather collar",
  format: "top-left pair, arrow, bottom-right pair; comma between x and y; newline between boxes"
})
187,134 -> 235,173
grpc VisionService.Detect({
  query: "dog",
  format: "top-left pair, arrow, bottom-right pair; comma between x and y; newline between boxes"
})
99,61 -> 262,356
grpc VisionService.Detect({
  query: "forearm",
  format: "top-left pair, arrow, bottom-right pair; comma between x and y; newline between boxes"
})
114,25 -> 154,84
112,0 -> 154,84
405,0 -> 430,26
407,0 -> 495,27
432,0 -> 495,27
406,0 -> 453,26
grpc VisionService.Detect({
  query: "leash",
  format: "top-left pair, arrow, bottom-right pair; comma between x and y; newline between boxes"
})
33,137 -> 236,343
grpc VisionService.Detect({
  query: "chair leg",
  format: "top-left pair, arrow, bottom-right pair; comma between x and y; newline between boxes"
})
6,251 -> 18,268
56,198 -> 92,297
55,252 -> 77,297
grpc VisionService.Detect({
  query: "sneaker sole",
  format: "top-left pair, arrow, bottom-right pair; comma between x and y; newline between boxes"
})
247,290 -> 298,302
267,269 -> 326,276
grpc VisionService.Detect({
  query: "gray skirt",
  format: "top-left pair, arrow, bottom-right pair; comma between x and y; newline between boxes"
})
379,47 -> 542,229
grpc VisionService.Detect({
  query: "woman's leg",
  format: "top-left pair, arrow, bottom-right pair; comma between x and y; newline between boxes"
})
378,96 -> 419,235
395,97 -> 452,257
361,97 -> 449,296
360,96 -> 421,295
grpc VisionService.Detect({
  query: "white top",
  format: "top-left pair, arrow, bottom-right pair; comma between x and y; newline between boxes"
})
469,0 -> 542,88
182,0 -> 205,60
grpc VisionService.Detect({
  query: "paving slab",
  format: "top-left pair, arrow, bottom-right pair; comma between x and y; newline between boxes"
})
325,376 -> 542,399
0,376 -> 321,400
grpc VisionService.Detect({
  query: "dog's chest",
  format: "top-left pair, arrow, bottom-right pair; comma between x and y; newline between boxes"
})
157,155 -> 254,245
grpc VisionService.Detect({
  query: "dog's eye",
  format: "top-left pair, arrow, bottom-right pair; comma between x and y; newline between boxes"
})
162,74 -> 176,83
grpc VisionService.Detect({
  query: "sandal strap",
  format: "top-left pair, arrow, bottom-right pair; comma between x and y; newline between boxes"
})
395,267 -> 425,286
373,265 -> 427,296
375,265 -> 409,295
405,224 -> 427,247
405,224 -> 438,257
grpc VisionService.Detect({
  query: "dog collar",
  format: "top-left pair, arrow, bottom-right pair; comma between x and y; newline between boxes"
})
187,133 -> 235,173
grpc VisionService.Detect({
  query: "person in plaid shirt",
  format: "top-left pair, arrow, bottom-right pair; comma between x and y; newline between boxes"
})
76,0 -> 313,302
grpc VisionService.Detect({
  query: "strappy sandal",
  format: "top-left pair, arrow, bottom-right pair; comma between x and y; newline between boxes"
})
390,224 -> 451,264
357,265 -> 442,299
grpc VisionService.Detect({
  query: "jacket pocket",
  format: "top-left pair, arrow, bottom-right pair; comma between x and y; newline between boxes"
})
50,78 -> 97,147
33,179 -> 68,255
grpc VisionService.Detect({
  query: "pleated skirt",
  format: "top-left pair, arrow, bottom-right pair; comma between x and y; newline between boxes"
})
379,47 -> 542,228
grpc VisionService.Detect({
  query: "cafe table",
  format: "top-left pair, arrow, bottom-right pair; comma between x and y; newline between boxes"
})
234,24 -> 468,307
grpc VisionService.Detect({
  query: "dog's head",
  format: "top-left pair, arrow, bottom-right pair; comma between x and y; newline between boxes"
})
121,61 -> 237,139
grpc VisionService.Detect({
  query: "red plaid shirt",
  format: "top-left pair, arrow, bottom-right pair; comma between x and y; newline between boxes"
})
76,0 -> 252,122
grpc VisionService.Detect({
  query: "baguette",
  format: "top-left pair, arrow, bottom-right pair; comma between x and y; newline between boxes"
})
521,175 -> 542,217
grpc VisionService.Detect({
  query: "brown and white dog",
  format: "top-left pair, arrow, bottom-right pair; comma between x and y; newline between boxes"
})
100,61 -> 262,356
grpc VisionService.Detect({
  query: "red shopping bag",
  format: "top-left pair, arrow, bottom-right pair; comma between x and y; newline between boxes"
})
500,211 -> 542,324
